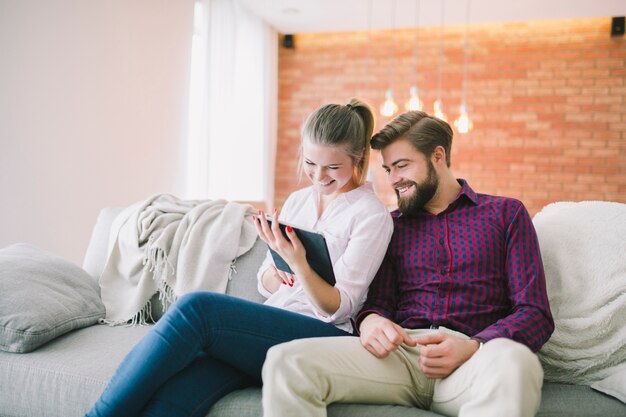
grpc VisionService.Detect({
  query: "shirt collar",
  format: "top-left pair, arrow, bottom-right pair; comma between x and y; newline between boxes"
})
456,179 -> 478,206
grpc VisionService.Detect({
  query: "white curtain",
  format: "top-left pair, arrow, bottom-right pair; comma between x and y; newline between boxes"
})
185,0 -> 277,206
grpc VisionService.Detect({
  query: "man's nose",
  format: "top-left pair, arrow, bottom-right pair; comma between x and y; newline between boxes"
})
389,170 -> 400,186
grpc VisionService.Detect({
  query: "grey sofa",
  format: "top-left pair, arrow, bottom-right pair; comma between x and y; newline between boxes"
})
0,206 -> 624,417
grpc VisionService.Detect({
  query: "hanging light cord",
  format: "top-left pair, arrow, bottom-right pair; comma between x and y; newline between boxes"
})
388,0 -> 397,89
364,0 -> 372,95
462,0 -> 471,106
437,0 -> 444,101
413,0 -> 420,86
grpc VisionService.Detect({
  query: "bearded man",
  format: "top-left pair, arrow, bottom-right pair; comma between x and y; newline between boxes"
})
261,111 -> 555,417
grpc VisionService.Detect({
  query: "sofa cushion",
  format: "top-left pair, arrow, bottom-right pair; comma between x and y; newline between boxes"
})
206,383 -> 626,417
0,244 -> 106,353
0,324 -> 151,417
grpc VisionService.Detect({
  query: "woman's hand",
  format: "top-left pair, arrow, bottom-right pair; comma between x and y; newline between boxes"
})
253,208 -> 340,316
253,209 -> 308,282
261,265 -> 295,292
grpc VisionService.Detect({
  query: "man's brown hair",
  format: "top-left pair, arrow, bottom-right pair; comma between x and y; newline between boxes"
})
371,111 -> 454,167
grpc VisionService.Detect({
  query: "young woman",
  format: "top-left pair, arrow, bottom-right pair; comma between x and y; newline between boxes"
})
85,99 -> 393,417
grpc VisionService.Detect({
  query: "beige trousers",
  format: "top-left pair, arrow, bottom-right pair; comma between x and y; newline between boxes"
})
262,327 -> 543,417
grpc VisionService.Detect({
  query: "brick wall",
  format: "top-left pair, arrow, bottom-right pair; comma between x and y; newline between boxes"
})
275,17 -> 626,216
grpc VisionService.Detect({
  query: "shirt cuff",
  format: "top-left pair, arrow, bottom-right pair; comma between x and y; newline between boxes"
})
354,309 -> 392,333
313,286 -> 351,325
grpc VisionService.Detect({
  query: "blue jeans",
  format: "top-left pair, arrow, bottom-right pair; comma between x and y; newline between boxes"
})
85,292 -> 352,417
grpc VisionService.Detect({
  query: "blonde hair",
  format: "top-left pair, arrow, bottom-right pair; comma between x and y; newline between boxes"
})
298,98 -> 374,185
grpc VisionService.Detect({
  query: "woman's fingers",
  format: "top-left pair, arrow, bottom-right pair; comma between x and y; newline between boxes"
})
252,215 -> 269,242
284,224 -> 303,251
276,269 -> 294,287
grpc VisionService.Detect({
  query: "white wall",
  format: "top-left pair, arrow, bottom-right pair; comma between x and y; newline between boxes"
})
0,0 -> 194,264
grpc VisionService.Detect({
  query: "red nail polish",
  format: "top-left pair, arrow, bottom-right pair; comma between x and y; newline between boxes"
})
252,215 -> 257,222
258,209 -> 262,215
286,226 -> 293,233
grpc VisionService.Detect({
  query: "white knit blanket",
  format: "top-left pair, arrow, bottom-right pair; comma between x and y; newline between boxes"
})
533,201 -> 626,385
99,194 -> 258,325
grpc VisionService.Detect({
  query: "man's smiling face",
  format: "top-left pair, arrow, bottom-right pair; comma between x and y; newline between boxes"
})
381,138 -> 439,215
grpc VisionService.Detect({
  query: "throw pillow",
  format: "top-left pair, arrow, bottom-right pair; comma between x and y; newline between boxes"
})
0,244 -> 106,353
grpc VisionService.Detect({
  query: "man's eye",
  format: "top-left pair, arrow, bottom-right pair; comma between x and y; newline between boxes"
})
397,164 -> 408,169
328,166 -> 339,170
383,168 -> 390,174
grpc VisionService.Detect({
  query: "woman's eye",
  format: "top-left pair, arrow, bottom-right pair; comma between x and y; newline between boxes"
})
328,166 -> 339,170
305,161 -> 314,166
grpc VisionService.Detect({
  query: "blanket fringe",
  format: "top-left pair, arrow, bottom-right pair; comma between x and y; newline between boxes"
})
157,279 -> 177,313
142,236 -> 178,314
99,298 -> 156,327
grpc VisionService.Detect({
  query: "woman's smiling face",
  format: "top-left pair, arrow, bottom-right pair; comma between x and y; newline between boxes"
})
302,140 -> 357,198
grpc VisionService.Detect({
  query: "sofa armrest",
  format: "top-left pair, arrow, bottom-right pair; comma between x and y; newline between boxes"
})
82,207 -> 124,280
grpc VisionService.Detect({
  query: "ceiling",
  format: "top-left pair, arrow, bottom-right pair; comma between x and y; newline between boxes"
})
239,0 -> 625,34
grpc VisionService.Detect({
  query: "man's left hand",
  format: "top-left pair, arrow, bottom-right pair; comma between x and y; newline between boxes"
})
415,333 -> 480,379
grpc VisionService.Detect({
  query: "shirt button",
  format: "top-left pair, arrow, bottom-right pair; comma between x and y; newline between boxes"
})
439,238 -> 444,245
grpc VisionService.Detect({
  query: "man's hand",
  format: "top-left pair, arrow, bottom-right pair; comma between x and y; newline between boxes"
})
359,314 -> 417,358
415,333 -> 480,379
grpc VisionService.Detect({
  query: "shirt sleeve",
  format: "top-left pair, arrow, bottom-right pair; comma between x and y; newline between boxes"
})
472,203 -> 555,352
314,209 -> 393,326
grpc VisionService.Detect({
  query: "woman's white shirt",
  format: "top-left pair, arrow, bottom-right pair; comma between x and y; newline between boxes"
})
256,182 -> 393,333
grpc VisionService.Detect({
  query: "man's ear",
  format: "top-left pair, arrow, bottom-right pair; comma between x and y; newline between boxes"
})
431,146 -> 447,165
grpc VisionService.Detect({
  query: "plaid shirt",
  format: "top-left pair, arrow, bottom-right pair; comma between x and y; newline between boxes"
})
357,180 -> 554,352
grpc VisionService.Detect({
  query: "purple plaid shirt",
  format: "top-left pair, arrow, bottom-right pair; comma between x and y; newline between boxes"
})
357,180 -> 554,352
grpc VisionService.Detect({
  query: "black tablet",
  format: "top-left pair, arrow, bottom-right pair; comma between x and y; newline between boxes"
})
264,218 -> 336,285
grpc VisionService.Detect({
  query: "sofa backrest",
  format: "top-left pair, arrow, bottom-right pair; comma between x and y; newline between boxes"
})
82,207 -> 268,309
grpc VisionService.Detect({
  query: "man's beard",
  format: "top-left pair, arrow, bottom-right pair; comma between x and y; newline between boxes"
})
395,161 -> 439,216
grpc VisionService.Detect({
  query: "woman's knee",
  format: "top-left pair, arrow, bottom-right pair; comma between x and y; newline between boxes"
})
169,291 -> 235,317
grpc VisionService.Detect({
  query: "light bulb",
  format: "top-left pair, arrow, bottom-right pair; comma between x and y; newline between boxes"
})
405,86 -> 422,111
380,89 -> 398,117
454,103 -> 473,134
433,99 -> 447,122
